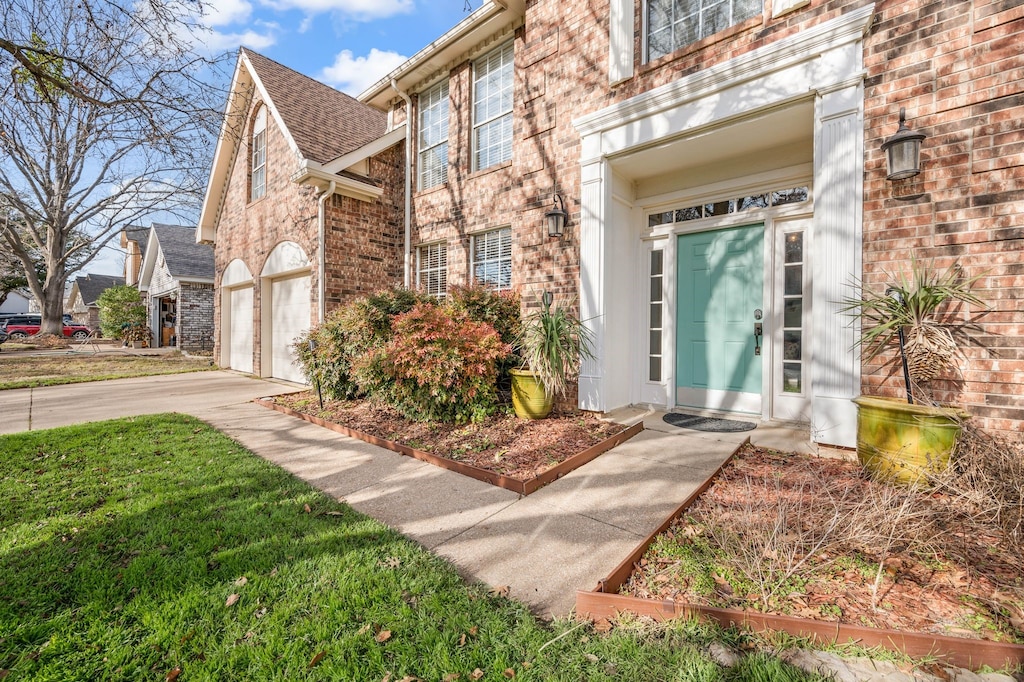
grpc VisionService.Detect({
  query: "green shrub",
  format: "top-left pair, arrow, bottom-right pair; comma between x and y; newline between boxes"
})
96,285 -> 146,339
296,287 -> 434,400
358,302 -> 511,423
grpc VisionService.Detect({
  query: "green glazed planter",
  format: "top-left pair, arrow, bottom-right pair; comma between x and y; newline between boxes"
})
853,395 -> 968,486
510,368 -> 553,419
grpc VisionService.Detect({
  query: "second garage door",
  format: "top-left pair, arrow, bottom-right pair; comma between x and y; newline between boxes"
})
227,285 -> 254,374
269,274 -> 311,383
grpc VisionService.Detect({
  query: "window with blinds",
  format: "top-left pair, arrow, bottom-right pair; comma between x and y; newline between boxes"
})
418,81 -> 449,190
417,242 -> 447,298
473,228 -> 511,290
473,42 -> 513,171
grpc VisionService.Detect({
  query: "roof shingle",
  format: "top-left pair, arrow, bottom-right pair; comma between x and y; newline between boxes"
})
151,224 -> 215,280
243,49 -> 387,165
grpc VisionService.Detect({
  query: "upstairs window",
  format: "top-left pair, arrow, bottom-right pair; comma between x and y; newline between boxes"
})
473,42 -> 513,171
473,227 -> 512,290
418,81 -> 449,190
646,0 -> 763,61
250,105 -> 267,201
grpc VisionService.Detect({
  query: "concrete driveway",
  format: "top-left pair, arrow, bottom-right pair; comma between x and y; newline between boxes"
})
0,370 -> 302,434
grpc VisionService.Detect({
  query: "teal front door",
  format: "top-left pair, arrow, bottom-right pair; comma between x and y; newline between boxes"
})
676,225 -> 764,413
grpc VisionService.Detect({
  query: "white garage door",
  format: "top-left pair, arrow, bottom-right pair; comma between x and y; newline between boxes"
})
227,286 -> 253,374
270,274 -> 311,383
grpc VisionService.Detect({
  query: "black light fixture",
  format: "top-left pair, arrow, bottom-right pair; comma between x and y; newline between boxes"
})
545,193 -> 568,238
880,108 -> 927,181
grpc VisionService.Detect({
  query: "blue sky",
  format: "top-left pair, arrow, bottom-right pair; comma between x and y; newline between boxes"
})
201,0 -> 480,95
90,0 -> 477,279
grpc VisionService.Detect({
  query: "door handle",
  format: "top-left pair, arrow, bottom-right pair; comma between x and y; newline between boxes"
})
753,322 -> 763,356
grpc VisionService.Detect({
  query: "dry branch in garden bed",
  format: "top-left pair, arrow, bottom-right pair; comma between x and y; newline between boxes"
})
260,392 -> 640,495
577,444 -> 1024,671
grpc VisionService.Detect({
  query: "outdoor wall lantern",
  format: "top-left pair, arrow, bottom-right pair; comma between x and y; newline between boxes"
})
881,107 -> 927,181
545,193 -> 568,238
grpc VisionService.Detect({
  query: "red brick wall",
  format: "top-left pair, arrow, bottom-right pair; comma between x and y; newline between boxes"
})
322,144 -> 405,306
398,0 -> 1022,432
862,0 -> 1024,437
213,93 -> 402,373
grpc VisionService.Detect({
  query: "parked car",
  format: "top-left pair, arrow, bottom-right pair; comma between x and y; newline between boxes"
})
0,327 -> 7,347
0,314 -> 92,340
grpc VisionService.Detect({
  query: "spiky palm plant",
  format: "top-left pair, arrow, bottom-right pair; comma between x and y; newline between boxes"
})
844,261 -> 985,383
517,294 -> 595,398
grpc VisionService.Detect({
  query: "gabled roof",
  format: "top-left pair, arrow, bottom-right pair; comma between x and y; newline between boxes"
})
140,225 -> 214,289
197,48 -> 388,243
243,50 -> 386,165
73,274 -> 125,307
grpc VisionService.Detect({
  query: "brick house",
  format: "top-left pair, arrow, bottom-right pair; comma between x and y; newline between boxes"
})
123,224 -> 216,353
199,0 -> 1022,445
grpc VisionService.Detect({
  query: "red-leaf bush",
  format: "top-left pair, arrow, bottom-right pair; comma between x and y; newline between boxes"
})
358,303 -> 511,423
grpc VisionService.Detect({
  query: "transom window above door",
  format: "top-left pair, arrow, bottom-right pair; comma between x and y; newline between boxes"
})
646,0 -> 763,61
647,184 -> 808,228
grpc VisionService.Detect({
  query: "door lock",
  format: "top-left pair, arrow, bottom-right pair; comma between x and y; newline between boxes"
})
753,322 -> 763,356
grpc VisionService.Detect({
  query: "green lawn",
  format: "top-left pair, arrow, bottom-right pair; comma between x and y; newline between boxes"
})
0,415 -> 825,681
0,353 -> 215,390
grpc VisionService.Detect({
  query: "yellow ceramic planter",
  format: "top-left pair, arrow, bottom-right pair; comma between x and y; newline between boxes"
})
510,369 -> 553,419
853,396 -> 968,485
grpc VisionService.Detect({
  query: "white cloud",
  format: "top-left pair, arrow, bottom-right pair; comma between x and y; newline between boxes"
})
260,0 -> 415,21
318,48 -> 409,95
201,27 -> 278,52
203,0 -> 254,26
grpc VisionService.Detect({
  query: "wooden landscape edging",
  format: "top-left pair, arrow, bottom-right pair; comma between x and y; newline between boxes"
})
254,399 -> 642,496
574,443 -> 1024,673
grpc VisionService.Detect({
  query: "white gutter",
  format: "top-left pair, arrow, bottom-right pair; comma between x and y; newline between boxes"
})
317,180 -> 336,322
391,79 -> 413,288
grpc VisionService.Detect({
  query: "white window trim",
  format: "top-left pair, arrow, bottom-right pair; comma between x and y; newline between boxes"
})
472,41 -> 514,172
418,80 -> 449,191
471,227 -> 512,291
416,241 -> 448,298
250,106 -> 267,202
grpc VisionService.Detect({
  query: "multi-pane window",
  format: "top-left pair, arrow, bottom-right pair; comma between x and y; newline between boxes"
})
647,0 -> 763,61
418,81 -> 449,190
473,42 -> 513,171
250,105 -> 267,202
417,242 -> 447,298
782,231 -> 804,393
647,185 -> 809,227
473,228 -> 512,290
648,249 -> 664,382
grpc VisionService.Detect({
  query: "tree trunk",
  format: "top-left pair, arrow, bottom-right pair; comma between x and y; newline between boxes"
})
38,277 -> 66,336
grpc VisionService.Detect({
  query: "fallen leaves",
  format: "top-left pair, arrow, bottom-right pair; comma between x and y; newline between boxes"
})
233,576 -> 248,587
489,586 -> 510,598
469,669 -> 484,680
225,593 -> 239,608
308,650 -> 326,668
503,668 -> 516,678
303,503 -> 311,513
375,630 -> 392,643
165,668 -> 181,682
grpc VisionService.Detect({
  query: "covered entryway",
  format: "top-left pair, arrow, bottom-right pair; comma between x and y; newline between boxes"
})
260,241 -> 312,384
676,225 -> 764,414
572,7 -> 873,447
221,259 -> 254,374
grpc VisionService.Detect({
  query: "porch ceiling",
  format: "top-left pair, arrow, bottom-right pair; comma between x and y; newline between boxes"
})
609,100 -> 815,192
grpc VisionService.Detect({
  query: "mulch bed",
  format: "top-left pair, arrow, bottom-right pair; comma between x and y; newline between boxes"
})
269,392 -> 628,482
620,444 -> 1024,644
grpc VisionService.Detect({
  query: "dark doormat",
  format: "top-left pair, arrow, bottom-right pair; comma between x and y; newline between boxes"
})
663,413 -> 757,433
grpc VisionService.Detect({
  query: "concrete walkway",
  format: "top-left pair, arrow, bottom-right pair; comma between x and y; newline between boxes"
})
0,372 -> 807,617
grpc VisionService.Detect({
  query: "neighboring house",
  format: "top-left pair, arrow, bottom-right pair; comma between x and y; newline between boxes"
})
199,0 -> 1023,445
133,224 -> 215,353
0,288 -> 31,314
67,274 -> 125,330
121,225 -> 150,288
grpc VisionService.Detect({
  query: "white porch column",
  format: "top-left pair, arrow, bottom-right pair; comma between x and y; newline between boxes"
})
811,83 -> 864,447
578,156 -> 607,411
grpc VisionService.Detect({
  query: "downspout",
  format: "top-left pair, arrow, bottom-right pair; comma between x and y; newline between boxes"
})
391,78 -> 413,288
317,179 -> 336,322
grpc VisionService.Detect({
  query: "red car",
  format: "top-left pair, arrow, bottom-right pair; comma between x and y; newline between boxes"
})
1,314 -> 93,340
